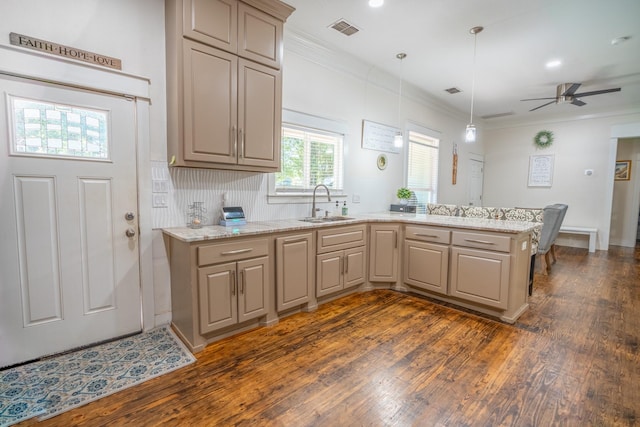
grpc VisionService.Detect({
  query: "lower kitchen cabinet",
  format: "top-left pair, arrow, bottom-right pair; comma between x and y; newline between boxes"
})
316,246 -> 365,297
198,256 -> 268,334
450,232 -> 511,310
404,240 -> 449,295
368,224 -> 399,283
275,232 -> 313,311
315,225 -> 367,297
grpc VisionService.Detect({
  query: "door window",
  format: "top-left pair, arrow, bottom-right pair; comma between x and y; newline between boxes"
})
9,95 -> 110,160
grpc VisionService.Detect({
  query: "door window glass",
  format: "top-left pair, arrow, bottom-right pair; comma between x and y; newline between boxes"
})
9,95 -> 110,160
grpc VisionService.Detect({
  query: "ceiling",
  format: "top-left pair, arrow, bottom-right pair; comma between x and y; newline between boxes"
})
283,0 -> 640,125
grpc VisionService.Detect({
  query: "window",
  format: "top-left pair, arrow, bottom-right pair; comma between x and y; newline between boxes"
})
275,125 -> 343,193
406,125 -> 440,212
9,96 -> 110,160
271,110 -> 345,198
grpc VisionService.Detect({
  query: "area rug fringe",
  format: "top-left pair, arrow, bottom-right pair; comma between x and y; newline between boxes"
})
0,326 -> 195,426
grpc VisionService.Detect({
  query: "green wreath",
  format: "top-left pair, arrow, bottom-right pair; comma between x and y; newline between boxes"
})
534,130 -> 554,148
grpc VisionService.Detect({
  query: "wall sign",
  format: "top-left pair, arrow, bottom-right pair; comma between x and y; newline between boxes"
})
10,33 -> 122,70
361,120 -> 401,153
528,154 -> 554,187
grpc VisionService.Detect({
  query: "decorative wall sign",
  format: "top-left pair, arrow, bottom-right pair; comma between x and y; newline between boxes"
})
362,120 -> 401,153
10,33 -> 122,70
528,154 -> 554,187
615,160 -> 631,181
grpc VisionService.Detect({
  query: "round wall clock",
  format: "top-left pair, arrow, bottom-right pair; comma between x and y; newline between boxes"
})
377,154 -> 387,170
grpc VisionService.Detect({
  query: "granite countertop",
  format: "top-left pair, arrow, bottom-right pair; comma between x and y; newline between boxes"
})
162,212 -> 539,243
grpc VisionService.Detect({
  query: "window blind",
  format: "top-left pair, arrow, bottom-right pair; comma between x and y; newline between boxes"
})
407,130 -> 439,211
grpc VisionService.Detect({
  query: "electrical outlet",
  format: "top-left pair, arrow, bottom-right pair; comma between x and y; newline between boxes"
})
352,194 -> 361,203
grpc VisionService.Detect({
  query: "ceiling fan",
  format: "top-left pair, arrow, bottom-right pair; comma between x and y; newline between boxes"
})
521,83 -> 621,112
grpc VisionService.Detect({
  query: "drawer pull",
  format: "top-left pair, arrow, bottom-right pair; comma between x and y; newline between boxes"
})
221,248 -> 253,255
415,233 -> 439,238
464,238 -> 495,245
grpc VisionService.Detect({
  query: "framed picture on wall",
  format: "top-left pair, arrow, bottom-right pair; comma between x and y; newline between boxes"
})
528,154 -> 554,187
615,160 -> 631,181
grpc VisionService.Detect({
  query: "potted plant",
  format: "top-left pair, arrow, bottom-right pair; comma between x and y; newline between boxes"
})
396,187 -> 412,204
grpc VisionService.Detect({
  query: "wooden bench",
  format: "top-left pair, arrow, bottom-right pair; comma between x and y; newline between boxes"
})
559,226 -> 597,253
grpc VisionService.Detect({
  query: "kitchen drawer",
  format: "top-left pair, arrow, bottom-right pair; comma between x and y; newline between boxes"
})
317,225 -> 366,254
405,226 -> 450,244
198,238 -> 269,266
452,231 -> 511,253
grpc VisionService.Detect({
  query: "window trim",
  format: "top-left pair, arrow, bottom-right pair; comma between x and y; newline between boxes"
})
268,109 -> 348,204
403,121 -> 442,210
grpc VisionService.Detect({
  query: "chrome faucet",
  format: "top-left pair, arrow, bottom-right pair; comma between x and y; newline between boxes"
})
311,184 -> 331,217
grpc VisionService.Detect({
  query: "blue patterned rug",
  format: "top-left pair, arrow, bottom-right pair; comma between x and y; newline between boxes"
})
0,326 -> 195,426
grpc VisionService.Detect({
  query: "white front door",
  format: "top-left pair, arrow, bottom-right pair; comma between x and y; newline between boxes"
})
0,76 -> 141,367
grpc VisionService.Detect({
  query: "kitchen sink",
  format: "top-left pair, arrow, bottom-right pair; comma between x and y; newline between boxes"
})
299,216 -> 354,223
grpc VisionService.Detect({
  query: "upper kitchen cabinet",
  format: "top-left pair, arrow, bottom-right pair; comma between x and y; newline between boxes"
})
182,0 -> 286,69
166,0 -> 294,172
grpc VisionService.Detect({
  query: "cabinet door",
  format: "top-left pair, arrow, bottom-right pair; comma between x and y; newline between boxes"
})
237,59 -> 281,170
276,233 -> 313,311
369,224 -> 399,282
237,256 -> 268,323
450,247 -> 510,309
238,2 -> 283,68
404,240 -> 449,295
183,39 -> 238,164
344,247 -> 366,289
198,262 -> 237,334
316,251 -> 343,297
183,0 -> 238,53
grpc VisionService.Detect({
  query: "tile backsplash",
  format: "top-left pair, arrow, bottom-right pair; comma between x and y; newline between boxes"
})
151,161 -> 311,229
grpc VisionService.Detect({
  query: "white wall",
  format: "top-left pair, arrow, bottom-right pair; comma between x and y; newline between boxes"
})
483,114 -> 640,250
610,138 -> 640,246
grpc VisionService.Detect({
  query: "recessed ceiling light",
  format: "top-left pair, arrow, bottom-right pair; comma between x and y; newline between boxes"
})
368,0 -> 384,7
545,59 -> 562,69
611,36 -> 631,45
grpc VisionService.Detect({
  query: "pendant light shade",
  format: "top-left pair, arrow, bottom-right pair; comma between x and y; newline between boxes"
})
465,26 -> 483,144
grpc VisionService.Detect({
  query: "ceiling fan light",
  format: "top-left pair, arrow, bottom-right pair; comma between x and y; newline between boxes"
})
465,124 -> 476,143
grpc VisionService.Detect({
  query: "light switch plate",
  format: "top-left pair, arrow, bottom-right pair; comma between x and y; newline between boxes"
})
152,180 -> 168,193
152,194 -> 168,208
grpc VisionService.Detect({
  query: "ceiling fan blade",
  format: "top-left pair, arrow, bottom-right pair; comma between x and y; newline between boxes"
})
529,100 -> 556,112
520,97 -> 557,101
571,99 -> 586,107
561,83 -> 581,96
573,88 -> 621,97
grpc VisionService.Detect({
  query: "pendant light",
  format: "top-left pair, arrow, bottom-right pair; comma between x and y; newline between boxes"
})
394,52 -> 406,148
465,26 -> 483,144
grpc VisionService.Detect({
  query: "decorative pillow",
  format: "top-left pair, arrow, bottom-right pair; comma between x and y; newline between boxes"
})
427,203 -> 458,216
458,206 -> 503,220
503,208 -> 544,223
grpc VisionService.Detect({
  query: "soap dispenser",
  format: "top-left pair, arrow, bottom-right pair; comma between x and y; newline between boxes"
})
341,201 -> 348,216
334,201 -> 340,216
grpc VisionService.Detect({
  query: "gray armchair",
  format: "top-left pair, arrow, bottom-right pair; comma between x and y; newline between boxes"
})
537,204 -> 568,274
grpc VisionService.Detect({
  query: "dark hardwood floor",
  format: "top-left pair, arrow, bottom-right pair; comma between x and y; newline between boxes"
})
19,245 -> 639,426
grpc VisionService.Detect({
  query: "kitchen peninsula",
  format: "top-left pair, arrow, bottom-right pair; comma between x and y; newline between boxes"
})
163,213 -> 536,352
